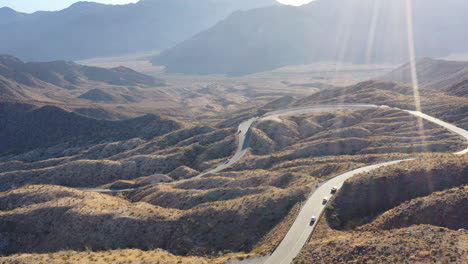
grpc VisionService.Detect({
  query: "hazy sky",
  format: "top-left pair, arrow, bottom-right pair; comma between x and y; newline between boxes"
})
0,0 -> 315,13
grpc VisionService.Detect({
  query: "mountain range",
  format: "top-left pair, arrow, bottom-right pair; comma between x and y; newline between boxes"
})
380,58 -> 468,91
152,0 -> 468,75
0,0 -> 277,61
0,55 -> 164,101
0,101 -> 182,156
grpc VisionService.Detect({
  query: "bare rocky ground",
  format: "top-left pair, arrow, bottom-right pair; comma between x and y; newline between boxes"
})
1,99 -> 467,262
1,64 -> 467,263
296,224 -> 467,264
291,155 -> 467,264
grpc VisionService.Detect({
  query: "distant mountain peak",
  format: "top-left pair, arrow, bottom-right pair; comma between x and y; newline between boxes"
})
68,1 -> 105,8
0,0 -> 278,61
0,55 -> 164,100
0,54 -> 24,67
0,6 -> 17,12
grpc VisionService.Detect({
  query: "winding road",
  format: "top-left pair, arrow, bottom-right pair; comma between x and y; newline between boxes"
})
264,159 -> 414,264
174,104 -> 379,184
82,103 -> 468,263
182,103 -> 468,264
261,106 -> 468,264
173,103 -> 468,263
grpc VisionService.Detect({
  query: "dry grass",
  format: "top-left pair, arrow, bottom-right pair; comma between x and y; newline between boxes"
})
0,248 -> 208,264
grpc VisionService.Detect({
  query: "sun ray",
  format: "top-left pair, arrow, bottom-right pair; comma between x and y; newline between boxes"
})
405,0 -> 427,153
365,0 -> 381,64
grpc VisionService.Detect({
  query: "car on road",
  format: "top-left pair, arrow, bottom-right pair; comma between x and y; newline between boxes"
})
224,159 -> 230,164
322,197 -> 328,205
238,130 -> 242,134
310,216 -> 316,225
331,186 -> 338,194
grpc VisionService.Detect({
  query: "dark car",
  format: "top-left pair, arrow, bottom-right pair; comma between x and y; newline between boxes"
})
310,216 -> 316,225
331,186 -> 338,194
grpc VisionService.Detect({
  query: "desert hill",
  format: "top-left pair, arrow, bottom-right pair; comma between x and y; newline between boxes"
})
380,58 -> 468,89
297,225 -> 467,264
0,181 -> 305,256
290,154 -> 468,264
295,80 -> 468,129
153,0 -> 468,75
445,77 -> 468,97
0,75 -> 42,101
0,248 -> 208,264
0,55 -> 164,90
0,101 -> 182,156
0,101 -> 466,262
367,186 -> 467,231
326,156 -> 468,230
78,88 -> 137,103
0,7 -> 26,25
0,0 -> 277,61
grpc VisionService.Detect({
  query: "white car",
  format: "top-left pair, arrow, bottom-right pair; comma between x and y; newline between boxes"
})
322,197 -> 328,204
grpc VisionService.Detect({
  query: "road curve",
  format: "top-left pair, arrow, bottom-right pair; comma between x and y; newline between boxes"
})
77,103 -> 468,263
172,117 -> 258,184
263,108 -> 468,264
174,104 -> 379,184
404,110 -> 468,155
263,159 -> 414,264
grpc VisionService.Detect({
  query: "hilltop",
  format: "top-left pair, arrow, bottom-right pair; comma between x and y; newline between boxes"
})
291,155 -> 468,264
0,55 -> 164,90
294,80 -> 468,129
0,101 -> 182,156
379,58 -> 468,89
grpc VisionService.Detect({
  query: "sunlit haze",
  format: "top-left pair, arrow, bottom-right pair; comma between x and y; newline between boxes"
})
1,0 -> 315,13
277,0 -> 314,6
0,0 -> 138,13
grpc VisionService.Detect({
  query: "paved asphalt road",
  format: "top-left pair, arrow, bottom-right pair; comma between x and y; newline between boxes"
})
175,104 -> 379,184
263,107 -> 468,264
79,104 -> 468,264
404,110 -> 468,155
262,159 -> 412,264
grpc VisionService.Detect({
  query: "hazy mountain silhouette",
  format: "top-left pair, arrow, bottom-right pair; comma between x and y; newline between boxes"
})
0,55 -> 164,93
152,0 -> 468,75
380,58 -> 468,90
0,0 -> 277,61
0,7 -> 27,25
0,101 -> 183,155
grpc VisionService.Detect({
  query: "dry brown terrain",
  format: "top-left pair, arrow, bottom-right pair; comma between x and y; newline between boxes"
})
293,80 -> 468,129
326,155 -> 468,230
366,186 -> 467,231
293,154 -> 468,264
1,53 -> 467,263
296,224 -> 467,264
0,249 -> 209,264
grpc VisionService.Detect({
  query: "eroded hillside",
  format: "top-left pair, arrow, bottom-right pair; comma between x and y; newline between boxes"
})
290,155 -> 468,264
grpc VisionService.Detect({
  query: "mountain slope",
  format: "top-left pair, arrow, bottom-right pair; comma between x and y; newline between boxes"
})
78,88 -> 134,103
380,58 -> 468,89
0,102 -> 183,156
0,55 -> 163,90
294,80 -> 468,129
0,0 -> 277,61
152,0 -> 468,75
445,77 -> 468,97
0,7 -> 26,25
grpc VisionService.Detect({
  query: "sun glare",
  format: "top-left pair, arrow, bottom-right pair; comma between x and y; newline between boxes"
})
404,0 -> 427,152
277,0 -> 315,6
